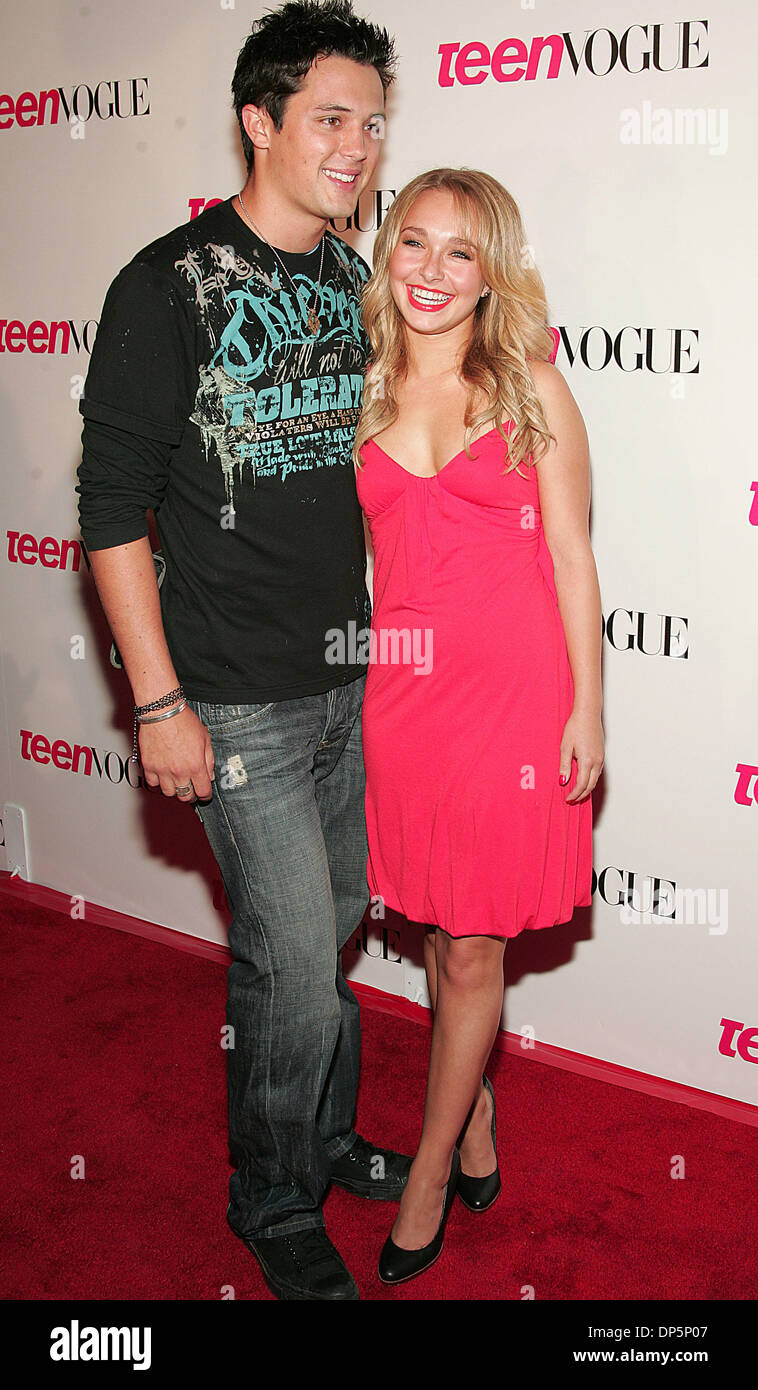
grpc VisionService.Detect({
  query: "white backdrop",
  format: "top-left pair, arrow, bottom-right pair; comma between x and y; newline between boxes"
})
1,0 -> 756,1108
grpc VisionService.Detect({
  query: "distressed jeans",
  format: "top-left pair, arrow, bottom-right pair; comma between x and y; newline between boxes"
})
185,670 -> 369,1239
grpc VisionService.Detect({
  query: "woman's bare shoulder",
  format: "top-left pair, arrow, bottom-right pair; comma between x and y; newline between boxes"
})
527,358 -> 586,438
527,357 -> 570,402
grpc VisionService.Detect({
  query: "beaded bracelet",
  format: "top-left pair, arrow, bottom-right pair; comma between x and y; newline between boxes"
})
131,683 -> 185,763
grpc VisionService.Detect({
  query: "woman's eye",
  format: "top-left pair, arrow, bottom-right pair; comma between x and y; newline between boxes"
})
400,238 -> 471,259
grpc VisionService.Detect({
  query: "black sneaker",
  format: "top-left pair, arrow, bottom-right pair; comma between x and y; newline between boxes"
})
329,1134 -> 412,1200
228,1213 -> 359,1300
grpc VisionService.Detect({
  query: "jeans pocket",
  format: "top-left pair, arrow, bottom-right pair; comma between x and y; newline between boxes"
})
201,702 -> 278,736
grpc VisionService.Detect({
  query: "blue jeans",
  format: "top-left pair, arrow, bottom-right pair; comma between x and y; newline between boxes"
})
186,671 -> 369,1239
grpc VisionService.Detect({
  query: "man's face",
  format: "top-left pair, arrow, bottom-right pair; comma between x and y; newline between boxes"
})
253,55 -> 386,222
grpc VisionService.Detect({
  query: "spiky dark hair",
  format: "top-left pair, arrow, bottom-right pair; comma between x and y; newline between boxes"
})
231,0 -> 397,173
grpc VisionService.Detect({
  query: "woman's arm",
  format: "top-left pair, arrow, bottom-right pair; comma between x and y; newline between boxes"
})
529,360 -> 604,802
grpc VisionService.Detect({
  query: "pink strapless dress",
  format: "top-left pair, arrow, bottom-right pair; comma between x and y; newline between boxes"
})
355,421 -> 593,938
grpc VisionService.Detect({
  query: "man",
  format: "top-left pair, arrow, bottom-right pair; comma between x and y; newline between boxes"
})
76,0 -> 407,1302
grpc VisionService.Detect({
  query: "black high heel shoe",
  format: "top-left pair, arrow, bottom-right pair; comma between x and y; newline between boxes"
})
456,1074 -> 501,1212
377,1148 -> 461,1285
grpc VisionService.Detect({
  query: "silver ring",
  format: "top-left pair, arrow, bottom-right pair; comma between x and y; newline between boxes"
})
175,783 -> 193,796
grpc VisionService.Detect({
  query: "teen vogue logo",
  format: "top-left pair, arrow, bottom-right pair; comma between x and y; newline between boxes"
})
188,189 -> 398,232
0,79 -> 149,131
592,867 -> 727,935
332,188 -> 397,233
0,319 -> 97,354
7,531 -> 82,570
555,327 -> 699,374
20,730 -> 145,790
602,611 -> 689,658
718,1018 -> 758,1066
437,20 -> 708,87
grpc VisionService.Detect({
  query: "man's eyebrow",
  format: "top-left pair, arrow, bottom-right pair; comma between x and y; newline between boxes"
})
312,103 -> 385,118
401,224 -> 476,246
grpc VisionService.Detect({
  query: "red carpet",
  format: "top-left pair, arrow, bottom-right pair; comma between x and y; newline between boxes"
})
2,894 -> 756,1301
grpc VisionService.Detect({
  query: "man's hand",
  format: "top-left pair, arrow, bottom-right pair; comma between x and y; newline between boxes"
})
86,538 -> 214,799
139,705 -> 215,802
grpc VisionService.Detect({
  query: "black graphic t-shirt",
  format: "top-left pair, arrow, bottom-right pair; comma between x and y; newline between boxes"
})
76,197 -> 372,702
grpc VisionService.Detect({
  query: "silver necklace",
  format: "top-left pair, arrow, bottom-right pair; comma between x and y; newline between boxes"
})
237,189 -> 326,336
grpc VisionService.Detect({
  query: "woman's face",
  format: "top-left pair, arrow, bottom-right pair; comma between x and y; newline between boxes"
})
387,188 -> 489,337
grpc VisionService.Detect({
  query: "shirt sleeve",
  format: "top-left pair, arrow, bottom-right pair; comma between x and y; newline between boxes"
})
78,258 -> 199,443
76,418 -> 172,551
76,258 -> 200,550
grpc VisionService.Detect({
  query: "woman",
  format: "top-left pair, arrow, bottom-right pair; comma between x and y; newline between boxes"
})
353,168 -> 604,1285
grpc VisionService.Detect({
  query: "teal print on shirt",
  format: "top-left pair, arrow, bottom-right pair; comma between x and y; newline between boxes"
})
181,234 -> 369,508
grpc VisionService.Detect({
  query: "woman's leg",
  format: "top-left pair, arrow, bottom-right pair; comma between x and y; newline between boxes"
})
423,928 -> 438,1008
392,929 -> 506,1249
422,928 -> 504,1180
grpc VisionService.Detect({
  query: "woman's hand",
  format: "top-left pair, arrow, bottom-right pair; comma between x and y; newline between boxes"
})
559,707 -> 604,804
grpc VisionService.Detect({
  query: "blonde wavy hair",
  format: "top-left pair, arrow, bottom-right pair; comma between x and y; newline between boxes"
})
353,167 -> 557,477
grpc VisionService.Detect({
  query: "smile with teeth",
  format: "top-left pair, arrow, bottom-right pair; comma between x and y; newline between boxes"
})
406,284 -> 455,312
323,168 -> 359,184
